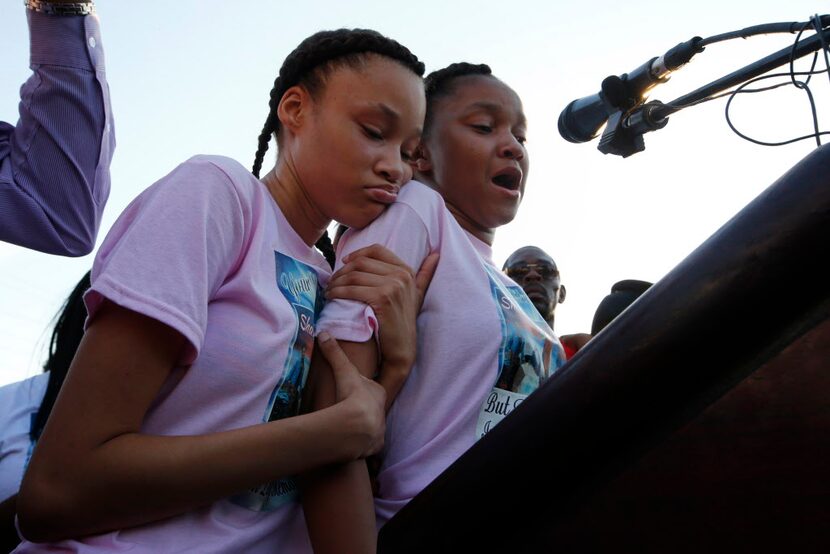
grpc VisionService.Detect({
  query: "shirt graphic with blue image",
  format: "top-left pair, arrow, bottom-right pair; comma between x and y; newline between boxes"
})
476,263 -> 566,439
231,251 -> 324,511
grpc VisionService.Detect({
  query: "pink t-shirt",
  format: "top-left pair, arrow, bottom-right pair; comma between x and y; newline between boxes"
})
15,156 -> 327,553
317,181 -> 566,526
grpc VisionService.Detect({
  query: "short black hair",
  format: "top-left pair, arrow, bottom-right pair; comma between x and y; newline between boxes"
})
591,279 -> 653,335
422,62 -> 492,137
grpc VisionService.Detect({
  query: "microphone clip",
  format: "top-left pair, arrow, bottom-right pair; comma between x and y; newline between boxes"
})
598,101 -> 671,157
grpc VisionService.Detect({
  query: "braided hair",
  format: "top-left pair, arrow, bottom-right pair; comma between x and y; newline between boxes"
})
31,271 -> 92,442
251,29 -> 425,268
423,62 -> 492,137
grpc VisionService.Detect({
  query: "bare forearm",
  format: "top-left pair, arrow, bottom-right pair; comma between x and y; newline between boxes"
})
303,339 -> 379,552
302,461 -> 376,554
378,359 -> 411,411
18,404 -> 359,542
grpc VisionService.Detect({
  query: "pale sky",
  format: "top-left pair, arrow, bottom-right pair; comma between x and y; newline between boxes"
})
1,0 -> 827,385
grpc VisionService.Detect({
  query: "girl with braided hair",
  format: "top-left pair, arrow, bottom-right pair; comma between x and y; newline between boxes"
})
15,29 -> 430,553
306,62 -> 567,551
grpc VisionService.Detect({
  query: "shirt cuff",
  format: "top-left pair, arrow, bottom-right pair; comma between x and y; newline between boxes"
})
316,304 -> 379,344
28,8 -> 103,71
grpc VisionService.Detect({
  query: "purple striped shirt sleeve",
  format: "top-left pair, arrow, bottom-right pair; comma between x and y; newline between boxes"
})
0,9 -> 114,256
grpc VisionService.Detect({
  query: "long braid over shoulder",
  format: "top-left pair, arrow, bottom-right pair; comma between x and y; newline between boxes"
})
423,62 -> 492,137
251,29 -> 425,267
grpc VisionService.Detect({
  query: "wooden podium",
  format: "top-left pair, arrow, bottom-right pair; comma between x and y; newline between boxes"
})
378,144 -> 830,553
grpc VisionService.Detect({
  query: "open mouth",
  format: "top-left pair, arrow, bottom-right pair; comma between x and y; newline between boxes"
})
491,168 -> 522,191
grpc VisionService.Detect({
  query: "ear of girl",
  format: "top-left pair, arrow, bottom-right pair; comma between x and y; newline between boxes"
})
14,29 -> 428,554
302,62 -> 565,553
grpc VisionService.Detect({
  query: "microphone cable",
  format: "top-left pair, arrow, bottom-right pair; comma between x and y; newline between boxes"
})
660,14 -> 830,148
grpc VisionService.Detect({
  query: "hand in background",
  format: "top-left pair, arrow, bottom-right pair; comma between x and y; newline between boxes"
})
560,333 -> 592,358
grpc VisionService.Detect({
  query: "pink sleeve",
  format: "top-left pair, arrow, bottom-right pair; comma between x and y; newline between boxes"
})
317,201 -> 433,343
84,157 -> 248,364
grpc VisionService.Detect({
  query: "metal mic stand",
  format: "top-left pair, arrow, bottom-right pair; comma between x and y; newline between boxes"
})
600,20 -> 830,157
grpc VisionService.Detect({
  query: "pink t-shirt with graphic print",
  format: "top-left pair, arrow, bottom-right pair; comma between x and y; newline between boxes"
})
317,180 -> 566,527
14,156 -> 327,553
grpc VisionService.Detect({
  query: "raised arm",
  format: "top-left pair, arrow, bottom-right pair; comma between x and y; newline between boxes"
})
0,3 -> 114,256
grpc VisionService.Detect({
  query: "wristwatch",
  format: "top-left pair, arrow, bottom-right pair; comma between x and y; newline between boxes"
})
24,0 -> 95,16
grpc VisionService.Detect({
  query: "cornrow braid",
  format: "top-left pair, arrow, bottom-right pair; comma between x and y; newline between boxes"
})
251,29 -> 424,267
423,62 -> 492,136
251,28 -> 425,178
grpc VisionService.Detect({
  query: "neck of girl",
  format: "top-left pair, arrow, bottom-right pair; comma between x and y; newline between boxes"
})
444,203 -> 496,246
261,163 -> 329,247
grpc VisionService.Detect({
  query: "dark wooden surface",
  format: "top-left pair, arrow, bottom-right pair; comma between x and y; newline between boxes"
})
537,317 -> 830,553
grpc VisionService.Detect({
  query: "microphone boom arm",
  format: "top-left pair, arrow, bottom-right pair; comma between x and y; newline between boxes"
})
604,20 -> 830,157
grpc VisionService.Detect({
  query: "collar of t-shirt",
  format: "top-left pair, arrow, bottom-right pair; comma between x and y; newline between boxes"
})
462,230 -> 495,266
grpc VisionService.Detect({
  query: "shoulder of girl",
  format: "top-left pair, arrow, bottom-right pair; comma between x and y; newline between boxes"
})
150,155 -> 260,203
181,155 -> 255,186
398,180 -> 446,212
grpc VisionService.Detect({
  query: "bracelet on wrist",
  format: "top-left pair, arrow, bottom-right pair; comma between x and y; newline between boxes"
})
25,0 -> 95,16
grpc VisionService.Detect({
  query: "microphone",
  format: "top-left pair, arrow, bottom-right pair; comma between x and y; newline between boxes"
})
558,37 -> 704,144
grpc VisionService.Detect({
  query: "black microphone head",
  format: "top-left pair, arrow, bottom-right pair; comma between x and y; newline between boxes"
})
558,92 -> 609,143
